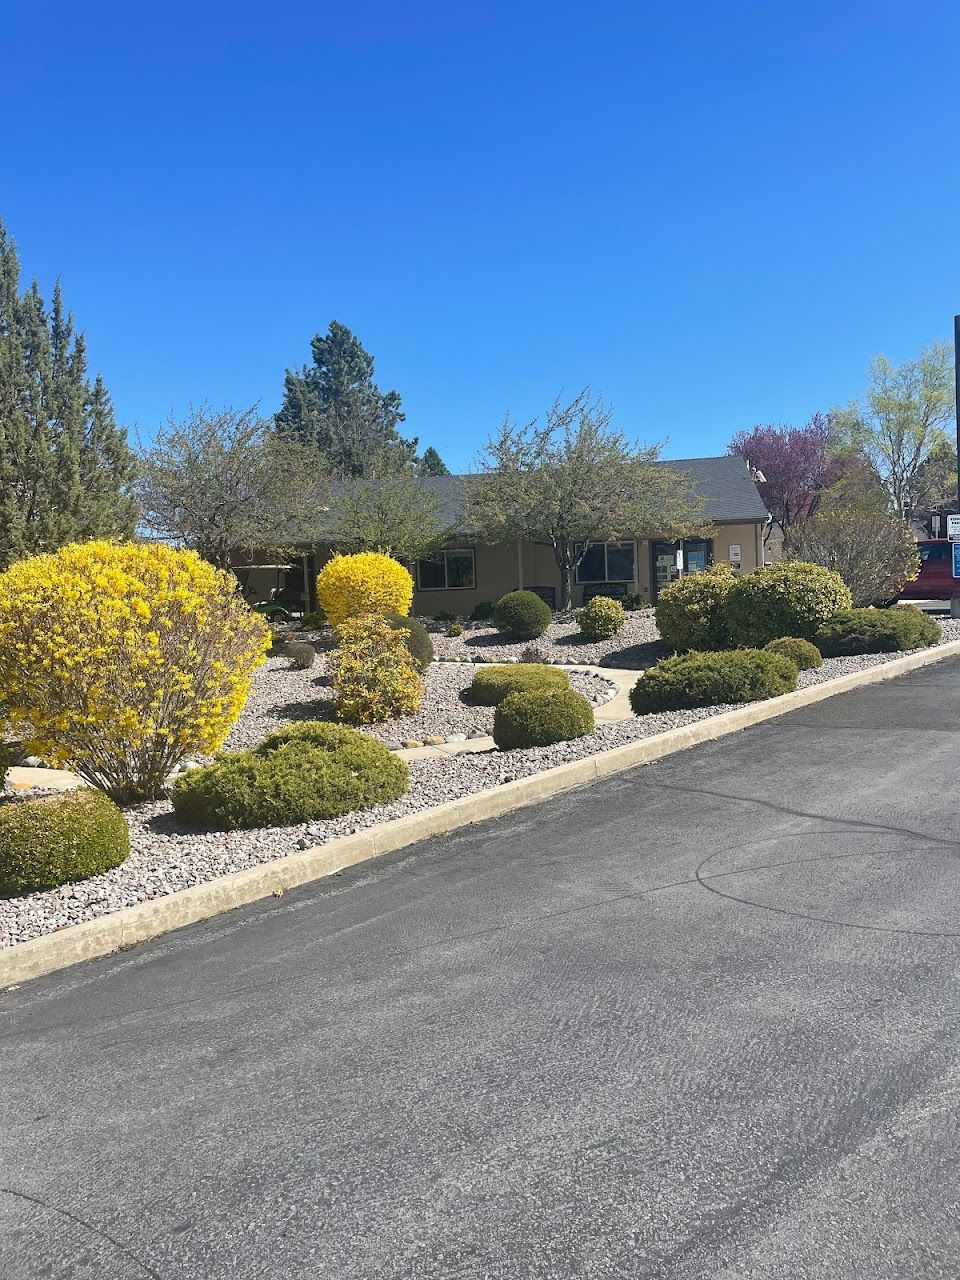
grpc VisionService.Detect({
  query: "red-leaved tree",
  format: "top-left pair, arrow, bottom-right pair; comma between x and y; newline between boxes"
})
728,414 -> 834,541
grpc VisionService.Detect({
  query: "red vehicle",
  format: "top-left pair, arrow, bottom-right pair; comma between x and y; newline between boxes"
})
899,540 -> 956,600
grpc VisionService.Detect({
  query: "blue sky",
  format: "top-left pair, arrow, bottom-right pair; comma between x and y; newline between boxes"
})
2,0 -> 957,470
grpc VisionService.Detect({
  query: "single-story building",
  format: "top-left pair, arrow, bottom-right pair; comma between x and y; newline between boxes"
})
232,455 -> 771,616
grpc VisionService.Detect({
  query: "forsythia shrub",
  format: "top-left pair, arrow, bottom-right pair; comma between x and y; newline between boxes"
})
315,552 -> 413,626
330,615 -> 423,724
577,595 -> 627,642
0,542 -> 270,803
655,562 -> 737,652
723,561 -> 852,647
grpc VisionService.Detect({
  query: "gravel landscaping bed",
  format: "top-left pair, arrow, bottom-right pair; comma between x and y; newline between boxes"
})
430,609 -> 666,668
3,619 -> 959,951
224,656 -> 616,751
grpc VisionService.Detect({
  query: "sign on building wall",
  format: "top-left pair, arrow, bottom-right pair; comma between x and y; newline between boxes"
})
728,543 -> 742,570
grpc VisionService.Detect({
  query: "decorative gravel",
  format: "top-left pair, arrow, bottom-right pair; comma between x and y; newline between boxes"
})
3,618 -> 959,951
224,656 -> 616,750
431,609 -> 666,669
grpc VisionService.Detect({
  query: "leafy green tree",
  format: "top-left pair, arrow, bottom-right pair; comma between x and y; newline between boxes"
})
137,405 -> 328,569
466,391 -> 704,610
333,452 -> 451,563
832,342 -> 955,519
276,321 -> 416,475
418,446 -> 449,476
0,220 -> 136,569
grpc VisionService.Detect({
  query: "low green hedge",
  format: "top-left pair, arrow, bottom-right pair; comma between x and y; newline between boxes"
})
494,688 -> 594,750
385,612 -> 435,670
283,640 -> 317,670
463,663 -> 569,705
577,595 -> 626,641
764,636 -> 823,670
0,789 -> 130,896
493,590 -> 552,641
815,606 -> 940,657
171,721 -> 408,830
630,649 -> 798,714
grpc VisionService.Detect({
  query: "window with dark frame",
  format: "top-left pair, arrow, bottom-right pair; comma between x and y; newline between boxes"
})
574,540 -> 635,584
416,548 -> 477,590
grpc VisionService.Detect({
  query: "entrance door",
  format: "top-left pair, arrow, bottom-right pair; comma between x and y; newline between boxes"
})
650,539 -> 714,600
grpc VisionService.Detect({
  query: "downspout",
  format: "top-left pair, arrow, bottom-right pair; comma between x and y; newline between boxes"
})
516,539 -> 524,590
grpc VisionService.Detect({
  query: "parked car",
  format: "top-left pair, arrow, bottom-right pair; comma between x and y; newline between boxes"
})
899,540 -> 956,600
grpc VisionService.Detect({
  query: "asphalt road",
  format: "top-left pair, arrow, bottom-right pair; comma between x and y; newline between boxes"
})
4,659 -> 960,1279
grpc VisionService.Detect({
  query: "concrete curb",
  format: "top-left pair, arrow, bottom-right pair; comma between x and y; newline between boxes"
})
4,638 -> 960,989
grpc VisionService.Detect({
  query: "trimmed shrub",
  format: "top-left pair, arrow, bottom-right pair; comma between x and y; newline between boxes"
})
724,561 -> 852,647
0,541 -> 270,803
283,640 -> 317,670
385,612 -> 435,671
520,643 -> 549,663
764,636 -> 823,671
0,790 -> 130,896
577,595 -> 626,642
433,610 -> 457,622
171,721 -> 407,830
469,601 -> 496,621
655,562 -> 737,652
815,606 -> 940,657
493,590 -> 552,641
301,609 -> 327,629
494,688 -> 594,750
447,622 -> 464,637
463,663 -> 569,705
315,552 -> 413,626
622,592 -> 647,611
330,615 -> 423,724
630,649 -> 798,714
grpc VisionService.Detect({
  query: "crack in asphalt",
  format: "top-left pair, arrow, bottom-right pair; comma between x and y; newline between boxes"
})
0,1186 -> 164,1278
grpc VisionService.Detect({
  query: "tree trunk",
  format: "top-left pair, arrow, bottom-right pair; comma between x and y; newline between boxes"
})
560,563 -> 572,611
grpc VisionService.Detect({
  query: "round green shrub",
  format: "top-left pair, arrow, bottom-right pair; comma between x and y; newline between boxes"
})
577,595 -> 626,641
463,663 -> 569,705
764,636 -> 823,670
301,609 -> 327,629
655,563 -> 737,652
723,561 -> 852,647
469,601 -> 496,621
493,590 -> 552,641
0,789 -> 130,896
171,721 -> 408,830
446,622 -> 464,637
385,612 -> 435,670
282,640 -> 317,670
815,605 -> 940,657
629,649 -> 798,715
494,688 -> 594,750
433,610 -> 457,623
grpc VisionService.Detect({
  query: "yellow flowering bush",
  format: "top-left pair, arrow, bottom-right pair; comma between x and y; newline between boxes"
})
0,541 -> 270,803
316,552 -> 414,626
330,615 -> 423,724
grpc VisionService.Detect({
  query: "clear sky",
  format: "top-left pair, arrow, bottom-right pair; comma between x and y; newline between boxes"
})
2,0 -> 958,470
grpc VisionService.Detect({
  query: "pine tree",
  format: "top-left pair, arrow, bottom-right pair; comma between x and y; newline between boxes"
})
276,320 -> 417,475
0,220 -> 136,569
418,445 -> 450,476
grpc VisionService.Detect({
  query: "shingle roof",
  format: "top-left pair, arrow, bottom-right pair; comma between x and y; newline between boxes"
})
416,455 -> 768,527
292,455 -> 767,541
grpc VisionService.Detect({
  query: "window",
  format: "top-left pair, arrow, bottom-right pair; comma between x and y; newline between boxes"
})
575,541 -> 635,584
919,542 -> 950,562
416,548 -> 476,590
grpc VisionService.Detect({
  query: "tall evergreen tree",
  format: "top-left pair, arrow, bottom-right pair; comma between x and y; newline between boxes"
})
276,320 -> 417,475
418,445 -> 450,476
0,220 -> 137,569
